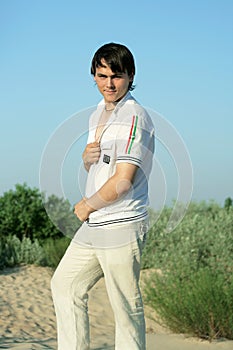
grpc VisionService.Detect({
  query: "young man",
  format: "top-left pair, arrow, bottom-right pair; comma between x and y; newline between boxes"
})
51,43 -> 155,350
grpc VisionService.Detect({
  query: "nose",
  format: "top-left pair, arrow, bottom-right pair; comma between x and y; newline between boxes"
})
106,77 -> 114,88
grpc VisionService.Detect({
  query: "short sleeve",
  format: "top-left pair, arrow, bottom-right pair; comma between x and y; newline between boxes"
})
115,113 -> 155,168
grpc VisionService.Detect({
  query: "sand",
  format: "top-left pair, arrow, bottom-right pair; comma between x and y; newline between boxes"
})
0,265 -> 232,350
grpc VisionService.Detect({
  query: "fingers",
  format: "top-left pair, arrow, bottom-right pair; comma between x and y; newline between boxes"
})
89,141 -> 100,148
86,142 -> 101,154
74,197 -> 91,222
83,142 -> 101,165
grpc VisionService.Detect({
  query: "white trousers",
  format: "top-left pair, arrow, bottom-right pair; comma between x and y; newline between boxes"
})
51,220 -> 148,350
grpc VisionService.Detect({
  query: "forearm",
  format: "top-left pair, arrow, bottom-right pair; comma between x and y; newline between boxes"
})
74,163 -> 138,221
86,174 -> 132,213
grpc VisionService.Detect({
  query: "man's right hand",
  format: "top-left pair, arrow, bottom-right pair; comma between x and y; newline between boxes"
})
82,142 -> 101,171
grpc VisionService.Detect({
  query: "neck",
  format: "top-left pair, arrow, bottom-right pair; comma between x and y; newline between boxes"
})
105,101 -> 117,111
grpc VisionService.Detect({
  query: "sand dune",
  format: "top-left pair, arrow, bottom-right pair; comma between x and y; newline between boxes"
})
0,265 -> 232,350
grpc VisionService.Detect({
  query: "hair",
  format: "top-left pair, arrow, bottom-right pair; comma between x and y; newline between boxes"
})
91,42 -> 136,91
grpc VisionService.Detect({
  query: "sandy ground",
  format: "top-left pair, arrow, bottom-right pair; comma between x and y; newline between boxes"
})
0,265 -> 232,350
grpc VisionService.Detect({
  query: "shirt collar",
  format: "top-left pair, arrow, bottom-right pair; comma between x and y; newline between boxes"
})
97,91 -> 134,111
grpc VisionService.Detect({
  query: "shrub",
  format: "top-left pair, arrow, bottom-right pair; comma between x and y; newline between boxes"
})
43,194 -> 81,239
0,235 -> 71,270
0,183 -> 81,241
142,201 -> 233,340
0,235 -> 46,269
42,237 -> 70,268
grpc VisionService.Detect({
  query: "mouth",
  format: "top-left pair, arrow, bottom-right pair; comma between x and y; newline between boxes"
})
105,90 -> 116,94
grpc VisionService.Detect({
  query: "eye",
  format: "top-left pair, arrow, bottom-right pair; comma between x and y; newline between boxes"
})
114,74 -> 123,79
97,74 -> 107,79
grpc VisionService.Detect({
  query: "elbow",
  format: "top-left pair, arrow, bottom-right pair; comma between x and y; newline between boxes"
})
116,179 -> 132,197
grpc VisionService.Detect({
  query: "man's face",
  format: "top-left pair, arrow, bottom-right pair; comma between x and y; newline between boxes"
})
94,59 -> 133,103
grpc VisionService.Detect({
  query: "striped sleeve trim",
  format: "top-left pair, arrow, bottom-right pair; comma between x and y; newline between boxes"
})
116,156 -> 142,167
125,115 -> 138,154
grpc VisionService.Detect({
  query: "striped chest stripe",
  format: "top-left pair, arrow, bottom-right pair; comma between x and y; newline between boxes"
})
125,115 -> 138,154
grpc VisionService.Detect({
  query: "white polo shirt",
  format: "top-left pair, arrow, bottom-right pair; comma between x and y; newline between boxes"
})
85,92 -> 155,227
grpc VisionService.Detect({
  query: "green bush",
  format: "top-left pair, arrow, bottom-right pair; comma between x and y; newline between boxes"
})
0,235 -> 46,269
144,267 -> 233,340
0,235 -> 70,270
142,201 -> 233,340
0,183 -> 81,241
42,237 -> 70,268
44,194 -> 81,239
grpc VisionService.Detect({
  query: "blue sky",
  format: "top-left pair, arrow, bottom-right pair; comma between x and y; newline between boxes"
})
0,0 -> 233,207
